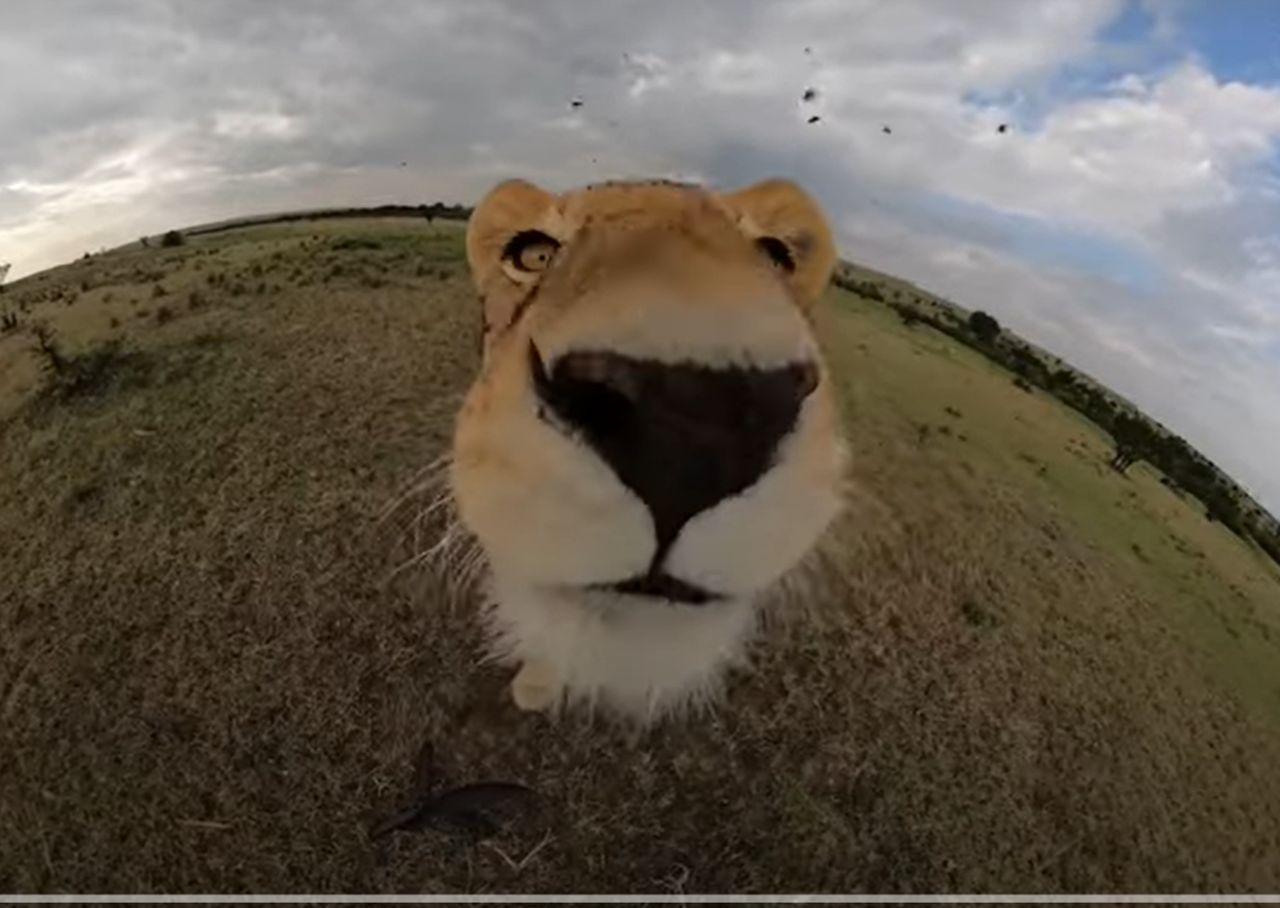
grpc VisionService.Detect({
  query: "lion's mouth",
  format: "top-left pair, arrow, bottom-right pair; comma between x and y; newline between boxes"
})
589,572 -> 722,605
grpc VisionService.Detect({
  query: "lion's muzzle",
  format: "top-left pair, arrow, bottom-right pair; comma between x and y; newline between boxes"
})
530,343 -> 818,600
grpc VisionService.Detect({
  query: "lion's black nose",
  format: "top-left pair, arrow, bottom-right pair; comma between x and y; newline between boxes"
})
530,345 -> 818,563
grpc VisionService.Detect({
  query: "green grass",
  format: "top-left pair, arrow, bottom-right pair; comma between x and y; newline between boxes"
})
1,217 -> 1278,892
823,289 -> 1280,721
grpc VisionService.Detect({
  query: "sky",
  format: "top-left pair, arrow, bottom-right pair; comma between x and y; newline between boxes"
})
1,0 -> 1278,512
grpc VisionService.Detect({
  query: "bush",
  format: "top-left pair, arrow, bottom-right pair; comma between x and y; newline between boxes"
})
152,284 -> 167,298
1,311 -> 19,333
161,230 -> 185,248
28,322 -> 67,375
893,305 -> 919,327
42,338 -> 152,401
332,237 -> 382,251
155,306 -> 174,324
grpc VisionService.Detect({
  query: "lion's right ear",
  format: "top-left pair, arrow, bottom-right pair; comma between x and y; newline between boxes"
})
466,179 -> 558,291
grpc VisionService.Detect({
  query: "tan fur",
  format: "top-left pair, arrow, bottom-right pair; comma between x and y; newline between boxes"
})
451,178 -> 846,719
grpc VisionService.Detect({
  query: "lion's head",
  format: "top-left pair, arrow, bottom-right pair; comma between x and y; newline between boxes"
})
450,177 -> 846,717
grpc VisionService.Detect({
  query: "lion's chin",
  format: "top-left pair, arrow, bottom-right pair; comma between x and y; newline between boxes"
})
483,572 -> 763,721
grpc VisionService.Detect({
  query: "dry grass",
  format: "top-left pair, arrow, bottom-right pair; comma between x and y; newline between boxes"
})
1,219 -> 1278,893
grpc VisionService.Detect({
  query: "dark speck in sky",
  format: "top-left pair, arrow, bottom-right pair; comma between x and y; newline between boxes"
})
882,125 -> 893,134
802,87 -> 818,102
570,98 -> 583,108
808,115 -> 821,124
998,123 -> 1008,133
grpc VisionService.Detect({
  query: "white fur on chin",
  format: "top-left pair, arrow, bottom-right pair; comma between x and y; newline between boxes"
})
483,573 -> 762,722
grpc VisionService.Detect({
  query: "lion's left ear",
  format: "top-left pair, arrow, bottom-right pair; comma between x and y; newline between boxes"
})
722,179 -> 836,309
466,179 -> 558,291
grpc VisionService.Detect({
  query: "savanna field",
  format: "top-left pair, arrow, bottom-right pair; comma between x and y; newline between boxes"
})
2,217 -> 1279,892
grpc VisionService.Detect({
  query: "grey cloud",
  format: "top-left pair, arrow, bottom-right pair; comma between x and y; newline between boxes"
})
1,0 -> 1278,510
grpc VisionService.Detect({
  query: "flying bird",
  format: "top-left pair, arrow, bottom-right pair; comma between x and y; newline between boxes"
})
808,115 -> 821,124
997,123 -> 1008,134
570,98 -> 584,109
802,87 -> 818,103
882,125 -> 892,134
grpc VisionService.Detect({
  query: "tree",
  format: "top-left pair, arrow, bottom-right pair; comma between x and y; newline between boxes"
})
968,310 -> 1001,343
1108,413 -> 1158,474
161,230 -> 185,248
1203,488 -> 1243,530
0,263 -> 10,284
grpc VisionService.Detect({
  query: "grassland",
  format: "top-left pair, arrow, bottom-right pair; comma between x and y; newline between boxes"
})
1,218 -> 1279,893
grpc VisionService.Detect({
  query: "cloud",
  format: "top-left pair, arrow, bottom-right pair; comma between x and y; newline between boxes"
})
0,0 -> 1277,509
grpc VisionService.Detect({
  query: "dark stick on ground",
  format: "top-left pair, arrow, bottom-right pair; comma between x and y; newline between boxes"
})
370,739 -> 537,841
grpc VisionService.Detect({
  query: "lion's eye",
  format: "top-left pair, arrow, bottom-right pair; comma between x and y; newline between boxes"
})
503,230 -> 560,274
755,235 -> 796,273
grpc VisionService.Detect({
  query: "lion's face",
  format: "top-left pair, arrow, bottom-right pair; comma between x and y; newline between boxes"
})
451,178 -> 845,608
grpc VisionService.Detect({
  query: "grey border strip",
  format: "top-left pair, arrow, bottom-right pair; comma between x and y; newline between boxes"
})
3,896 -> 1280,904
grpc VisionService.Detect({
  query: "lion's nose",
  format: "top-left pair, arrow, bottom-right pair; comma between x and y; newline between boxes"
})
530,345 -> 818,562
